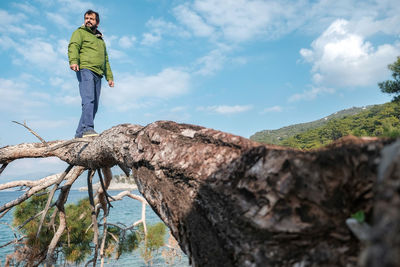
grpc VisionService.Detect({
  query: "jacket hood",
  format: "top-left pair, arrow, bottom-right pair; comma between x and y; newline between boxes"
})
79,25 -> 103,39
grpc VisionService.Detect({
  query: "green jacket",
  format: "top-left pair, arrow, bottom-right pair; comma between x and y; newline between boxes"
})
68,26 -> 113,81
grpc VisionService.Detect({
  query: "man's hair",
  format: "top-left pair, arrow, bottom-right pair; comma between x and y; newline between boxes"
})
84,9 -> 100,24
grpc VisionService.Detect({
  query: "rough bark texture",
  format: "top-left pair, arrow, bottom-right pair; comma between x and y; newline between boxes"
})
363,140 -> 400,267
1,121 -> 399,267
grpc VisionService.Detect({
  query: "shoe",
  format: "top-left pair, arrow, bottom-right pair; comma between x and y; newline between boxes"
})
82,129 -> 99,137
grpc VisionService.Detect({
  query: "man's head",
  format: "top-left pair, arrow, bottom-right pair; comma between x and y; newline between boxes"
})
84,10 -> 99,29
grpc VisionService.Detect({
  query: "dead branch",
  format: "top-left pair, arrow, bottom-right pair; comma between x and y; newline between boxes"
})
12,120 -> 48,146
0,208 -> 10,220
88,169 -> 99,267
109,191 -> 148,235
18,209 -> 46,231
0,173 -> 63,191
0,163 -> 8,175
99,216 -> 108,267
0,170 -> 76,213
36,164 -> 74,237
44,166 -> 83,265
0,236 -> 25,249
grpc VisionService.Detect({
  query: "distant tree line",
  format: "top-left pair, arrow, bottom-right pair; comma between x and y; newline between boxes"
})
279,102 -> 400,149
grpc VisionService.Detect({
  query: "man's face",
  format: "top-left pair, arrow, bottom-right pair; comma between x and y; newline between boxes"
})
84,13 -> 98,28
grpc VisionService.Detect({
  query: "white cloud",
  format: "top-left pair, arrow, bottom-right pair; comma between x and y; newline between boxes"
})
102,68 -> 191,111
140,17 -> 191,46
300,19 -> 400,88
119,35 -> 136,49
23,23 -> 47,33
141,32 -> 161,46
262,106 -> 283,113
173,4 -> 214,37
14,38 -> 68,75
0,78 -> 46,113
0,9 -> 26,25
46,12 -> 71,29
56,95 -> 81,105
173,0 -> 289,42
289,86 -> 335,102
57,39 -> 69,55
170,106 -> 187,113
108,48 -> 127,60
170,0 -> 400,43
146,18 -> 190,38
198,105 -> 253,114
57,0 -> 95,15
0,9 -> 27,35
12,2 -> 39,14
195,48 -> 227,76
0,35 -> 17,50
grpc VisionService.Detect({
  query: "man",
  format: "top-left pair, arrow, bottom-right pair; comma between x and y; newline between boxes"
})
68,9 -> 114,138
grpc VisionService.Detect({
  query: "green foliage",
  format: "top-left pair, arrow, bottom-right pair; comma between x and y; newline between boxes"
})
379,56 -> 400,102
13,194 -> 167,266
256,102 -> 400,150
250,106 -> 373,145
104,225 -> 140,259
144,222 -> 166,250
13,191 -> 55,262
138,222 -> 167,266
351,210 -> 365,223
62,198 -> 93,263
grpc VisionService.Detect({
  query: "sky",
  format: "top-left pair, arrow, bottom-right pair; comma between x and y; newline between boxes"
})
0,0 -> 399,183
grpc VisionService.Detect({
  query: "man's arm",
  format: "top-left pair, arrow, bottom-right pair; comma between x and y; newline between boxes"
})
104,49 -> 114,87
68,30 -> 82,72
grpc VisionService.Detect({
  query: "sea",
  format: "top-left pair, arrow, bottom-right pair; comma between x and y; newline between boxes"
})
0,190 -> 190,267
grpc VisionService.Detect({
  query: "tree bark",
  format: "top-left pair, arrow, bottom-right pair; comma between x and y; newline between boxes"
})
0,121 -> 398,266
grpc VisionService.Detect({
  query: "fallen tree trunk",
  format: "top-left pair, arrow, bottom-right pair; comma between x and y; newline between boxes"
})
0,121 -> 398,266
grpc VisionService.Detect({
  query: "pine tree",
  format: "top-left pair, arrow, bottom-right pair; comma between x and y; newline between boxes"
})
379,56 -> 400,102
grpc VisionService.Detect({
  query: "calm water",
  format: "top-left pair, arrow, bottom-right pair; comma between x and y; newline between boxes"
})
0,190 -> 190,267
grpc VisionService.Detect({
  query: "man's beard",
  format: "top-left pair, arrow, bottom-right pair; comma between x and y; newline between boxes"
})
85,22 -> 97,30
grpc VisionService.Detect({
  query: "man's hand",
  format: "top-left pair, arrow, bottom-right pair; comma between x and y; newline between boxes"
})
108,80 -> 114,87
70,64 -> 79,72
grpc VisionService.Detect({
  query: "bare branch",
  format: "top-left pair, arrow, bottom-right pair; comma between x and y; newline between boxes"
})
0,236 -> 25,249
0,173 -> 61,191
85,258 -> 95,267
0,162 -> 8,175
18,209 -> 46,231
36,164 -> 74,238
99,216 -> 108,267
108,191 -> 148,235
45,138 -> 91,152
12,120 -> 48,146
87,169 -> 99,267
0,208 -> 10,220
0,173 -> 69,213
44,167 -> 80,266
97,169 -> 114,216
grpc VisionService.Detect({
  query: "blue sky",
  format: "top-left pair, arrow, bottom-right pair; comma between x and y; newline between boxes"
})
0,0 -> 399,182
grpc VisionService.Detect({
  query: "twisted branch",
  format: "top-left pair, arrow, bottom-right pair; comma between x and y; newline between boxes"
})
44,166 -> 84,265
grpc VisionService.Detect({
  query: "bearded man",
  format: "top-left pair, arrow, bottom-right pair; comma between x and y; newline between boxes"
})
68,9 -> 114,138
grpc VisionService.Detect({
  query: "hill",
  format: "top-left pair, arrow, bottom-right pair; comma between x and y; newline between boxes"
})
250,106 -> 373,144
250,102 -> 400,149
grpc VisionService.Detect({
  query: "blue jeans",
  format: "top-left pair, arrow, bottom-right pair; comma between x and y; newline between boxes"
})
75,69 -> 102,138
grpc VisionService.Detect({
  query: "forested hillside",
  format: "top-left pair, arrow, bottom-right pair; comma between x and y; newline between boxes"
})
251,102 -> 400,149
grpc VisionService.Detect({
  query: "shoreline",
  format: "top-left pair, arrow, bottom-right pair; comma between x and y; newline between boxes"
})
77,182 -> 138,191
